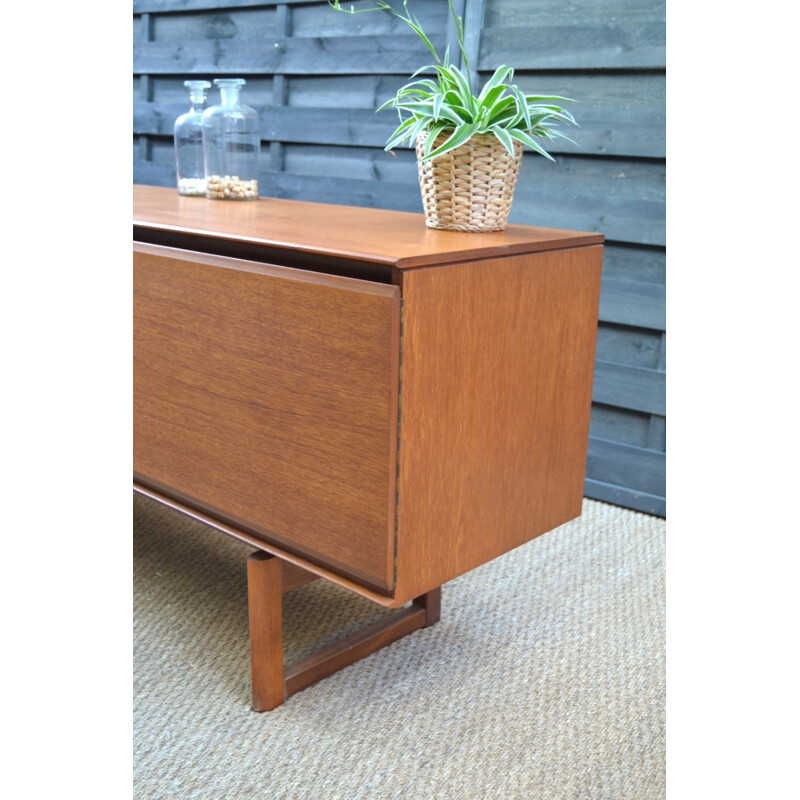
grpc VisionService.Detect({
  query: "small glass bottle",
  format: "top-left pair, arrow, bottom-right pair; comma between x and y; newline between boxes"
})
202,78 -> 260,200
174,80 -> 212,196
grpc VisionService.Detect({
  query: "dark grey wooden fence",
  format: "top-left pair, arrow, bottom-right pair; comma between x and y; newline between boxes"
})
133,0 -> 666,517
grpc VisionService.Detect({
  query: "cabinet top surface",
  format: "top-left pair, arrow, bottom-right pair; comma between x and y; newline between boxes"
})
133,184 -> 603,269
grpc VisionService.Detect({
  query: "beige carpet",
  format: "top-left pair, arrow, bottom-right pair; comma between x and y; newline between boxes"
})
133,493 -> 665,799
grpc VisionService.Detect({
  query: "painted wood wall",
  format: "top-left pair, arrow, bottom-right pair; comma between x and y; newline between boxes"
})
133,0 -> 666,517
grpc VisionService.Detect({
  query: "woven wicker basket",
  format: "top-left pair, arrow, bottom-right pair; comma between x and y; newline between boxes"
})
416,130 -> 523,232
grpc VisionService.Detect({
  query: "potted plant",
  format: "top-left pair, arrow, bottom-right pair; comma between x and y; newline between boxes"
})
329,0 -> 578,232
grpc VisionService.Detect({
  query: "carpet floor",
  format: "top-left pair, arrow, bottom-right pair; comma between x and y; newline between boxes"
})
133,493 -> 665,799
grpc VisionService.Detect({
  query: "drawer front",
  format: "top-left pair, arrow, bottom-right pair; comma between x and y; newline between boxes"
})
133,242 -> 400,591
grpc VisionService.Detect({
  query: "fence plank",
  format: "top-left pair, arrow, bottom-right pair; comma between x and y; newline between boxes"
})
291,1 -> 442,36
584,477 -> 665,517
592,360 -> 665,416
262,170 -> 422,209
513,73 -> 665,159
479,26 -> 664,69
586,436 -> 665,500
143,6 -> 276,40
144,76 -> 276,108
136,1 -> 449,38
483,0 -> 665,28
134,160 -> 177,186
133,158 -> 423,210
281,143 -> 415,182
602,244 -> 664,285
134,33 -> 443,74
599,278 -> 665,330
512,156 -> 665,246
134,101 -> 393,145
135,0 -> 329,11
647,416 -> 666,452
462,0 -> 485,89
479,0 -> 665,69
139,1 -> 442,41
595,325 -> 661,370
589,405 -> 651,450
134,69 -> 664,158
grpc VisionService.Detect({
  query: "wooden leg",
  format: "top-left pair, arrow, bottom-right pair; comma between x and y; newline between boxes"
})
247,552 -> 285,711
413,586 -> 441,627
247,550 -> 442,712
284,604 -> 426,697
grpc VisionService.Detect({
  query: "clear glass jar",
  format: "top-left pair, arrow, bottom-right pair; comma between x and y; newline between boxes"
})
173,80 -> 211,196
202,78 -> 260,200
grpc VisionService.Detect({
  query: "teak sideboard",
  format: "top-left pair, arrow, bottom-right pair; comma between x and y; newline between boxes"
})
133,184 -> 604,710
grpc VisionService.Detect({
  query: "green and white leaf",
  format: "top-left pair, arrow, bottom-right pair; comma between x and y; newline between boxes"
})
330,0 -> 578,162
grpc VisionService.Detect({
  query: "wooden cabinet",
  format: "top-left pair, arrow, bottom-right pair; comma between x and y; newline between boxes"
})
135,244 -> 400,592
133,184 -> 603,708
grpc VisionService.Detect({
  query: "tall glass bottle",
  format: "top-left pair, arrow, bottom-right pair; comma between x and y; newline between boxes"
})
202,79 -> 260,200
174,80 -> 211,196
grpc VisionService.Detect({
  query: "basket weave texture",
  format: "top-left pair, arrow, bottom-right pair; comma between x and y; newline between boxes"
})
416,131 -> 523,232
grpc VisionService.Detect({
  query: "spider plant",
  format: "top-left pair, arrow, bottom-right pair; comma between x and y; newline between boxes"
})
329,0 -> 578,162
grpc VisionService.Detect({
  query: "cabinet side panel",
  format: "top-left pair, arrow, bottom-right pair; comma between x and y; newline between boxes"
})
394,246 -> 603,602
133,244 -> 399,591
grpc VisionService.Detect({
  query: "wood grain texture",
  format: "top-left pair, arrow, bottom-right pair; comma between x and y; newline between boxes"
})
133,241 -> 400,590
586,437 -> 665,500
133,184 -> 603,269
393,246 -> 603,602
132,0 -> 665,519
599,278 -> 665,330
592,360 -> 665,416
479,0 -> 665,69
133,34 -> 444,76
414,587 -> 442,627
247,552 -> 285,711
133,482 -> 404,606
133,73 -> 663,158
584,474 -> 665,518
134,0 -> 322,10
281,561 -> 319,594
135,149 -> 663,246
